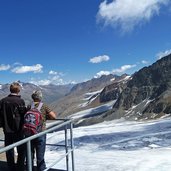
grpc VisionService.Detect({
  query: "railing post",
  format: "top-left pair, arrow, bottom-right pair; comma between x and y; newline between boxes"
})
70,122 -> 75,171
0,119 -> 75,171
26,140 -> 32,171
65,125 -> 69,171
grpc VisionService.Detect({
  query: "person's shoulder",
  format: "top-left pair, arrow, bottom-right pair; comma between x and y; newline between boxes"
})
42,103 -> 52,112
17,96 -> 25,104
42,102 -> 47,105
42,103 -> 50,109
0,96 -> 9,102
20,98 -> 25,102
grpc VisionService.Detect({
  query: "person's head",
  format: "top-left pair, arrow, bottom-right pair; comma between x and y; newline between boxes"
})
10,82 -> 21,94
31,90 -> 43,102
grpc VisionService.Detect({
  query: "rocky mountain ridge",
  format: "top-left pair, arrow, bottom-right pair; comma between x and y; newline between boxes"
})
1,54 -> 171,126
51,74 -> 130,117
103,54 -> 171,121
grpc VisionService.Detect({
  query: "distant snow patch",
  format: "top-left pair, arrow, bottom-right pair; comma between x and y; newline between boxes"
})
110,78 -> 115,82
78,89 -> 103,108
117,75 -> 131,83
71,100 -> 116,119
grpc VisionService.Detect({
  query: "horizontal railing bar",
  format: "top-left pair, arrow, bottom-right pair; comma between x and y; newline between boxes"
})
0,119 -> 72,154
46,144 -> 70,148
46,118 -> 69,129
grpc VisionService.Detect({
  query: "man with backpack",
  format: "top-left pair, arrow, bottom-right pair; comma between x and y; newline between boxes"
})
0,82 -> 26,171
26,90 -> 56,171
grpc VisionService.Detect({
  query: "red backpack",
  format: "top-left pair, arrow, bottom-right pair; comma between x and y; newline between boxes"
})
23,102 -> 43,136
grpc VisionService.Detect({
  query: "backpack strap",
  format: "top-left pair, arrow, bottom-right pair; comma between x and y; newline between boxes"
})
31,102 -> 43,112
37,102 -> 43,112
31,102 -> 35,109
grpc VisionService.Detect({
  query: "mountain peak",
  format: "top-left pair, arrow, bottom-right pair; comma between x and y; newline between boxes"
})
109,54 -> 171,120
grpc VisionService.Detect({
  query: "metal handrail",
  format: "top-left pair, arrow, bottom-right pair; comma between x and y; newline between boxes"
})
0,119 -> 75,171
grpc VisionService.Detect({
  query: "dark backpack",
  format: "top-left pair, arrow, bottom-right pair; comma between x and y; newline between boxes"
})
23,102 -> 43,136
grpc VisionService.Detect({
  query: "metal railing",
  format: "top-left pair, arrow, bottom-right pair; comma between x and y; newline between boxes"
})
0,119 -> 75,171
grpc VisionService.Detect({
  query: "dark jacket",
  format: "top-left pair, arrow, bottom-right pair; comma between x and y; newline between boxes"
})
0,94 -> 26,133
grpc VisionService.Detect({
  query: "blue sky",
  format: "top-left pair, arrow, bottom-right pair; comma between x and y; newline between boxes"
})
0,0 -> 171,85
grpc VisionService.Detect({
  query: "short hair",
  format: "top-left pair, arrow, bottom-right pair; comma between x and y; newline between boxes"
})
31,90 -> 43,101
10,82 -> 21,94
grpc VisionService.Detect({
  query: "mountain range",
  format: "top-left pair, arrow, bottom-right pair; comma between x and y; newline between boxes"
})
1,54 -> 171,125
0,82 -> 72,105
102,54 -> 171,122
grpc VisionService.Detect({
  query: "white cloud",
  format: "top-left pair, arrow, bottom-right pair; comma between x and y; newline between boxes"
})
97,0 -> 169,32
0,64 -> 10,71
29,69 -> 74,85
12,64 -> 43,73
30,79 -> 51,86
49,70 -> 58,75
13,62 -> 22,66
156,49 -> 171,59
141,60 -> 149,64
52,76 -> 64,84
112,64 -> 136,73
30,74 -> 65,85
94,64 -> 137,78
94,70 -> 111,78
30,78 -> 65,86
89,55 -> 110,63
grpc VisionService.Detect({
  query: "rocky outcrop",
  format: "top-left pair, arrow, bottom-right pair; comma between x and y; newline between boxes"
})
109,54 -> 171,120
99,75 -> 130,103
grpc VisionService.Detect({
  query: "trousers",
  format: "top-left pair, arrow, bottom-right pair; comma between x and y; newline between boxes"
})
4,132 -> 25,171
31,134 -> 46,171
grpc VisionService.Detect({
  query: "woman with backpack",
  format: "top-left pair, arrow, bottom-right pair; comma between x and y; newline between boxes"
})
26,90 -> 56,171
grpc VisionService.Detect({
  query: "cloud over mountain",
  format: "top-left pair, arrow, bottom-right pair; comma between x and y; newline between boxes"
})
94,71 -> 111,78
112,64 -> 136,74
156,49 -> 171,59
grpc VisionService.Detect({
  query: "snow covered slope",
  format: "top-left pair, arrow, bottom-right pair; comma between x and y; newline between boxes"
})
46,117 -> 171,171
